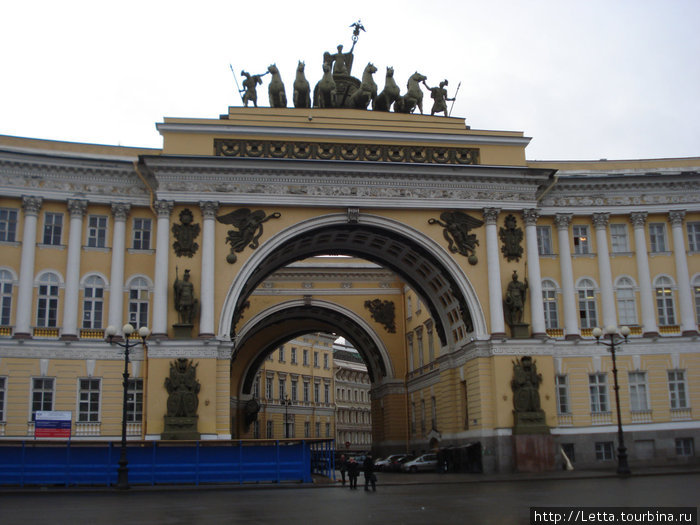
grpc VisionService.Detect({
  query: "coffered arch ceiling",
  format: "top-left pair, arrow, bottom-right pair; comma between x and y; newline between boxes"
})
236,303 -> 389,395
223,214 -> 486,349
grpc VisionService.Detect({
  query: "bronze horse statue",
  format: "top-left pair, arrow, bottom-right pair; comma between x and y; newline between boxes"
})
267,64 -> 287,108
394,72 -> 427,114
346,62 -> 377,109
293,61 -> 311,109
373,66 -> 400,112
313,62 -> 336,108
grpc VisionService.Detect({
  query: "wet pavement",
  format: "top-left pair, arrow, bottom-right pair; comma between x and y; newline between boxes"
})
0,467 -> 698,524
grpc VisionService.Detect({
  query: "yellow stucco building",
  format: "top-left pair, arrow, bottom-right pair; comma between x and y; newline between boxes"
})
0,106 -> 698,472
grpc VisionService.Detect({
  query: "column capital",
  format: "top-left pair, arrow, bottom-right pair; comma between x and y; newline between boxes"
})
629,211 -> 648,228
21,195 -> 43,215
668,210 -> 686,227
154,200 -> 174,218
111,203 -> 131,221
592,212 -> 610,229
199,201 -> 220,219
482,207 -> 501,225
521,209 -> 540,227
554,213 -> 572,230
67,199 -> 88,217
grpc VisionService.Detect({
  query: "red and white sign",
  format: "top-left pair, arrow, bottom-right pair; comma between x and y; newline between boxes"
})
35,411 -> 72,438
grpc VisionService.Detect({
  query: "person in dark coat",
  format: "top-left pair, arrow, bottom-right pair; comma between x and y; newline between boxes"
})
363,453 -> 376,491
338,454 -> 347,486
347,457 -> 360,489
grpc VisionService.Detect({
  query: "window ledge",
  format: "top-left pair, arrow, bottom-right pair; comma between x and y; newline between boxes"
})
128,248 -> 155,255
37,243 -> 65,251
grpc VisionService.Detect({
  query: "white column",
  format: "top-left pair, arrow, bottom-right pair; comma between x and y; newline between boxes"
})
14,196 -> 42,338
152,200 -> 173,338
593,213 -> 616,329
61,199 -> 87,340
199,201 -> 219,337
523,209 -> 546,336
630,212 -> 658,336
669,211 -> 697,335
483,208 -> 505,336
107,203 -> 130,335
555,213 -> 579,339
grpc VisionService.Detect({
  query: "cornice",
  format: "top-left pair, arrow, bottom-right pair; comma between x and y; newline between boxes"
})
156,122 -> 533,148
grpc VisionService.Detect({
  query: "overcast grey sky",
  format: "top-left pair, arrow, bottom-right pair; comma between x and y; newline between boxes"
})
1,0 -> 698,160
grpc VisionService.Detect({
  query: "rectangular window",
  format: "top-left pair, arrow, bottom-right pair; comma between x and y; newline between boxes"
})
411,402 -> 416,436
688,222 -> 700,252
656,285 -> 676,326
126,378 -> 143,423
431,396 -> 437,430
325,422 -> 331,437
1,277 -> 12,326
649,223 -> 667,253
266,420 -> 273,438
0,208 -> 18,242
265,377 -> 273,400
132,218 -> 152,250
324,383 -> 330,404
595,441 -> 614,461
31,378 -> 54,419
589,373 -> 608,413
555,375 -> 569,414
87,215 -> 108,248
0,376 -> 6,421
43,212 -> 63,245
610,224 -> 629,253
37,281 -> 59,328
278,378 -> 285,400
578,289 -> 598,329
573,225 -> 589,254
303,381 -> 309,402
668,370 -> 688,409
628,372 -> 648,412
78,378 -> 101,423
314,351 -> 319,368
543,285 -> 559,329
128,288 -> 149,328
561,443 -> 575,463
536,226 -> 552,255
278,346 -> 285,363
82,285 -> 104,329
675,438 -> 694,457
252,376 -> 260,399
323,353 -> 329,369
303,349 -> 309,366
290,347 -> 297,364
291,379 -> 298,402
304,421 -> 310,438
314,382 -> 320,402
315,421 -> 321,437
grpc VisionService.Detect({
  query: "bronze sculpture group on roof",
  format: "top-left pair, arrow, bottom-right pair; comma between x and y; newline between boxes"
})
235,20 -> 458,116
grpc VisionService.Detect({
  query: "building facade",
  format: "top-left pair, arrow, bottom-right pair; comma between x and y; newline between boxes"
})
334,341 -> 372,452
0,107 -> 698,472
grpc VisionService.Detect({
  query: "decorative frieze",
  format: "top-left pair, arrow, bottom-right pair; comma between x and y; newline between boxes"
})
214,138 -> 480,165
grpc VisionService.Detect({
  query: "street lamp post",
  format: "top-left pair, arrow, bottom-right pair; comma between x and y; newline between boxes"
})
592,324 -> 631,476
106,323 -> 150,490
282,396 -> 291,438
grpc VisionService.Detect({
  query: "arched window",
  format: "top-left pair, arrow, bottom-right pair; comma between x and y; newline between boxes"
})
655,276 -> 676,326
36,272 -> 60,328
615,277 -> 637,326
128,277 -> 150,329
577,278 -> 598,329
0,269 -> 14,326
542,279 -> 559,329
82,275 -> 105,329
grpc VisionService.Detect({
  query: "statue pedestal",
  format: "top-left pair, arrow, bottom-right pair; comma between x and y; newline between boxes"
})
172,323 -> 193,339
513,433 -> 556,473
513,410 -> 549,434
509,323 -> 530,339
162,416 -> 200,440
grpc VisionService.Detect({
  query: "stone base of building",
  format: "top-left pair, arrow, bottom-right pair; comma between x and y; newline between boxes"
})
513,433 -> 556,473
162,416 -> 200,440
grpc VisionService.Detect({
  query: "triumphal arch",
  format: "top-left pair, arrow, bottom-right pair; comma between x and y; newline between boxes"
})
2,27 -> 699,474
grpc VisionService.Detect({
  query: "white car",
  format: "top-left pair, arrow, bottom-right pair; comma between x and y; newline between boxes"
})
374,454 -> 406,471
401,453 -> 438,473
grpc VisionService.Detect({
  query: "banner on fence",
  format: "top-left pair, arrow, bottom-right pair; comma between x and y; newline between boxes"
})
35,411 -> 72,438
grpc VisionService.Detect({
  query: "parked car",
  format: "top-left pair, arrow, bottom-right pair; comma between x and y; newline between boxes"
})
387,454 -> 414,472
374,454 -> 405,471
401,453 -> 438,473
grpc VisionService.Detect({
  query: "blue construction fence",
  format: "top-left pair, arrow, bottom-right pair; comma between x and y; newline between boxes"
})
0,439 -> 335,487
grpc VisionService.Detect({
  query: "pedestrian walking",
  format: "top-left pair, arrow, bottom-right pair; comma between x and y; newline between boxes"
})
347,457 -> 360,489
338,454 -> 347,486
363,453 -> 376,491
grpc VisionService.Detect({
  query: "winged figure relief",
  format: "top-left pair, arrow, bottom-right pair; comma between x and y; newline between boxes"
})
216,208 -> 281,264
